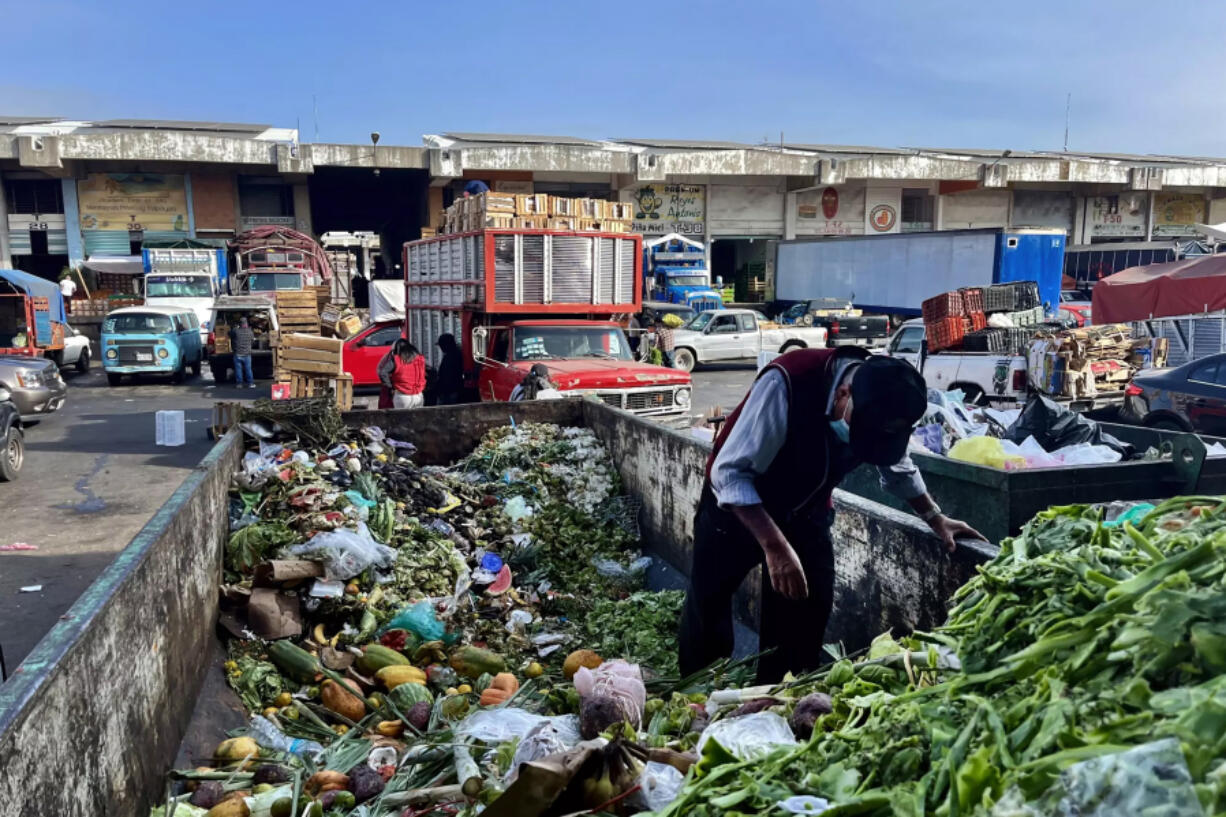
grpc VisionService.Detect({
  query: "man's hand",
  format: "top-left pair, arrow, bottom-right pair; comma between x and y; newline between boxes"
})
928,515 -> 985,553
764,540 -> 809,600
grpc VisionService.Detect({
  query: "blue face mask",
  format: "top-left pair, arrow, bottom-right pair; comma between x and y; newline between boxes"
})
829,397 -> 852,444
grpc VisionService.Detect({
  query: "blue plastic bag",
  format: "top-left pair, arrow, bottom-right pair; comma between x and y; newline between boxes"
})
382,600 -> 446,641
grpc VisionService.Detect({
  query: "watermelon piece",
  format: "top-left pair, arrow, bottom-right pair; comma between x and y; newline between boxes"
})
486,564 -> 513,595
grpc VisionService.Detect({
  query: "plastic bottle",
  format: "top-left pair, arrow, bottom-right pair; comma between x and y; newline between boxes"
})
248,715 -> 324,761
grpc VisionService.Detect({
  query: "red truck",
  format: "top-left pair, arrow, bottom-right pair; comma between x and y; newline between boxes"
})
398,228 -> 692,419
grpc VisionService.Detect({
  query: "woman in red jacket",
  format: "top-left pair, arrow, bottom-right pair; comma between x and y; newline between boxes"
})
377,339 -> 426,409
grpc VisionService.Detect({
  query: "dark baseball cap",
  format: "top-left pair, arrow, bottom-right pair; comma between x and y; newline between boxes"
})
848,355 -> 928,465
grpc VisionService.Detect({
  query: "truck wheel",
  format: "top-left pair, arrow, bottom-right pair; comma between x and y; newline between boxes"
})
75,348 -> 90,373
107,372 -> 123,387
0,426 -> 22,481
673,348 -> 696,373
780,341 -> 806,353
171,358 -> 186,384
954,384 -> 986,406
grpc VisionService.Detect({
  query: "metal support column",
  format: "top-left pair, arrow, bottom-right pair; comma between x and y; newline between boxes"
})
0,175 -> 12,268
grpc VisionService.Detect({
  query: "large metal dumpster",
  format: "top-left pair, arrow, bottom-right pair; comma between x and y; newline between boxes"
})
842,422 -> 1226,542
0,400 -> 991,817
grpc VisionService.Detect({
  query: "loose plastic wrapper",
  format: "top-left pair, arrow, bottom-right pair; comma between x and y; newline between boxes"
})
592,555 -> 653,588
628,760 -> 685,812
696,711 -> 798,762
288,522 -> 395,580
989,738 -> 1202,817
504,495 -> 534,522
574,660 -> 647,728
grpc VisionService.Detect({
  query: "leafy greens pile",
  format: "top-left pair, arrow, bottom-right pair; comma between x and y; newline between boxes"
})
662,497 -> 1226,816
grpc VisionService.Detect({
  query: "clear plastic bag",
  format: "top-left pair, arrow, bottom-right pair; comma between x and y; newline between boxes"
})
382,600 -> 446,641
696,711 -> 798,761
456,707 -> 580,744
989,738 -> 1201,817
504,495 -> 534,522
592,556 -> 653,588
629,761 -> 685,812
288,523 -> 395,580
507,718 -> 584,780
574,660 -> 646,728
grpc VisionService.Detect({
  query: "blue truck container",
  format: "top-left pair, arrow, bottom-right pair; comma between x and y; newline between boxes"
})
775,228 -> 1067,316
642,233 -> 723,312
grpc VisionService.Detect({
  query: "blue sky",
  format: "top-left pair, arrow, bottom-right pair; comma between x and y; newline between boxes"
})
4,0 -> 1224,156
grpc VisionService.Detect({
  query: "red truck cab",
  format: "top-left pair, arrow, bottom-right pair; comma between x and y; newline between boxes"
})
475,320 -> 690,415
342,321 -> 402,386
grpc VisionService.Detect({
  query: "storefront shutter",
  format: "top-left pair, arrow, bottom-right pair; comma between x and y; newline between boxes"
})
82,230 -> 134,256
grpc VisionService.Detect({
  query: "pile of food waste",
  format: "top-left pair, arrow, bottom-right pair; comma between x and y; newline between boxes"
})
154,403 -> 1226,817
153,419 -> 740,817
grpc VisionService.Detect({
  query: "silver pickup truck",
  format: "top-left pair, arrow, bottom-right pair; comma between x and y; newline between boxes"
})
671,308 -> 828,372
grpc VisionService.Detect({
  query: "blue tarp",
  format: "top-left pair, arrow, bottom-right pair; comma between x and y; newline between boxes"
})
0,269 -> 67,323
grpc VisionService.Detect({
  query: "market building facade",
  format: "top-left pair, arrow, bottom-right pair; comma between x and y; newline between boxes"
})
5,119 -> 1226,299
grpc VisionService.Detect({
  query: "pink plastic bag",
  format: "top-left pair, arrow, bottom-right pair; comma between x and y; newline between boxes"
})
574,660 -> 646,728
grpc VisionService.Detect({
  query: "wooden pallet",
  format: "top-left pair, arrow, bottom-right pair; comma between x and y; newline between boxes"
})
289,373 -> 353,411
279,333 -> 343,376
210,401 -> 242,439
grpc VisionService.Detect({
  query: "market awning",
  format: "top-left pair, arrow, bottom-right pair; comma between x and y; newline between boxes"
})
83,255 -> 144,276
0,269 -> 67,323
1092,253 -> 1226,324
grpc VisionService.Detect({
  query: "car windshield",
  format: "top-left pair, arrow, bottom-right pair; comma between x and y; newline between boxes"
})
104,313 -> 175,334
146,275 -> 212,298
248,272 -> 304,291
512,327 -> 631,361
670,275 -> 709,287
686,312 -> 714,331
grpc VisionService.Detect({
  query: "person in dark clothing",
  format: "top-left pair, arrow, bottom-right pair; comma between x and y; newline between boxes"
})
436,333 -> 464,405
509,363 -> 557,401
463,180 -> 490,197
229,315 -> 256,387
678,347 -> 984,683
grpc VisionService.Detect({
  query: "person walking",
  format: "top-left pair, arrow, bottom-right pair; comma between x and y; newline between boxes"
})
436,333 -> 464,405
229,315 -> 256,388
378,338 -> 426,408
678,346 -> 984,683
655,319 -> 676,368
58,272 -> 78,300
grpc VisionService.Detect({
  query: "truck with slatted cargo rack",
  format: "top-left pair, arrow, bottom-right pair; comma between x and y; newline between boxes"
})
403,228 -> 692,418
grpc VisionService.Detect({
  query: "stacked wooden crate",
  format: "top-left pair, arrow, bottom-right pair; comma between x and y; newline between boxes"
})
440,193 -> 633,235
275,333 -> 353,411
274,290 -> 321,334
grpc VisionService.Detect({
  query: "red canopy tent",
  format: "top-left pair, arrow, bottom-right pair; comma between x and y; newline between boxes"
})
1092,254 -> 1226,324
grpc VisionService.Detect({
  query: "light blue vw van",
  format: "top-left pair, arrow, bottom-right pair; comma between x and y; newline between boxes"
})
101,305 -> 204,386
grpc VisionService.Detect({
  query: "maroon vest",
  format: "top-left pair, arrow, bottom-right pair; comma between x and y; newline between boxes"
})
705,346 -> 870,524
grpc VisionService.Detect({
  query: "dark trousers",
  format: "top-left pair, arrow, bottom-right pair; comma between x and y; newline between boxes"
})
678,488 -> 835,683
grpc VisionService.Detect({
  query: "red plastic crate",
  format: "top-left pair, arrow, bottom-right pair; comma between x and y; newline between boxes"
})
959,287 -> 984,314
969,311 -> 987,331
926,316 -> 965,352
922,291 -> 965,323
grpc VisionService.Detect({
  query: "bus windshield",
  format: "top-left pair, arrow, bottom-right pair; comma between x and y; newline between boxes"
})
146,275 -> 212,298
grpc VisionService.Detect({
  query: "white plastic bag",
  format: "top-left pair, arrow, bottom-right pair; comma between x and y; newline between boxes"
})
629,761 -> 685,812
288,523 -> 395,580
574,660 -> 647,728
507,718 -> 584,780
504,495 -> 534,523
696,711 -> 798,761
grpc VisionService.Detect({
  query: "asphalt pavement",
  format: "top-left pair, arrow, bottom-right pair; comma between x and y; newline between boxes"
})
0,361 -> 757,673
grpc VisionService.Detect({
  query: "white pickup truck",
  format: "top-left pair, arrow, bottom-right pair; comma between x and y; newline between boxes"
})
884,319 -> 1123,410
671,309 -> 827,372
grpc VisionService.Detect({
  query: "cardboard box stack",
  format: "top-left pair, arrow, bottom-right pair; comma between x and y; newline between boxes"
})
440,192 -> 632,235
1026,324 -> 1166,400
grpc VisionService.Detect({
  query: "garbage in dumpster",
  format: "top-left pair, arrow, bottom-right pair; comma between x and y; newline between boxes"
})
155,402 -> 1226,817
